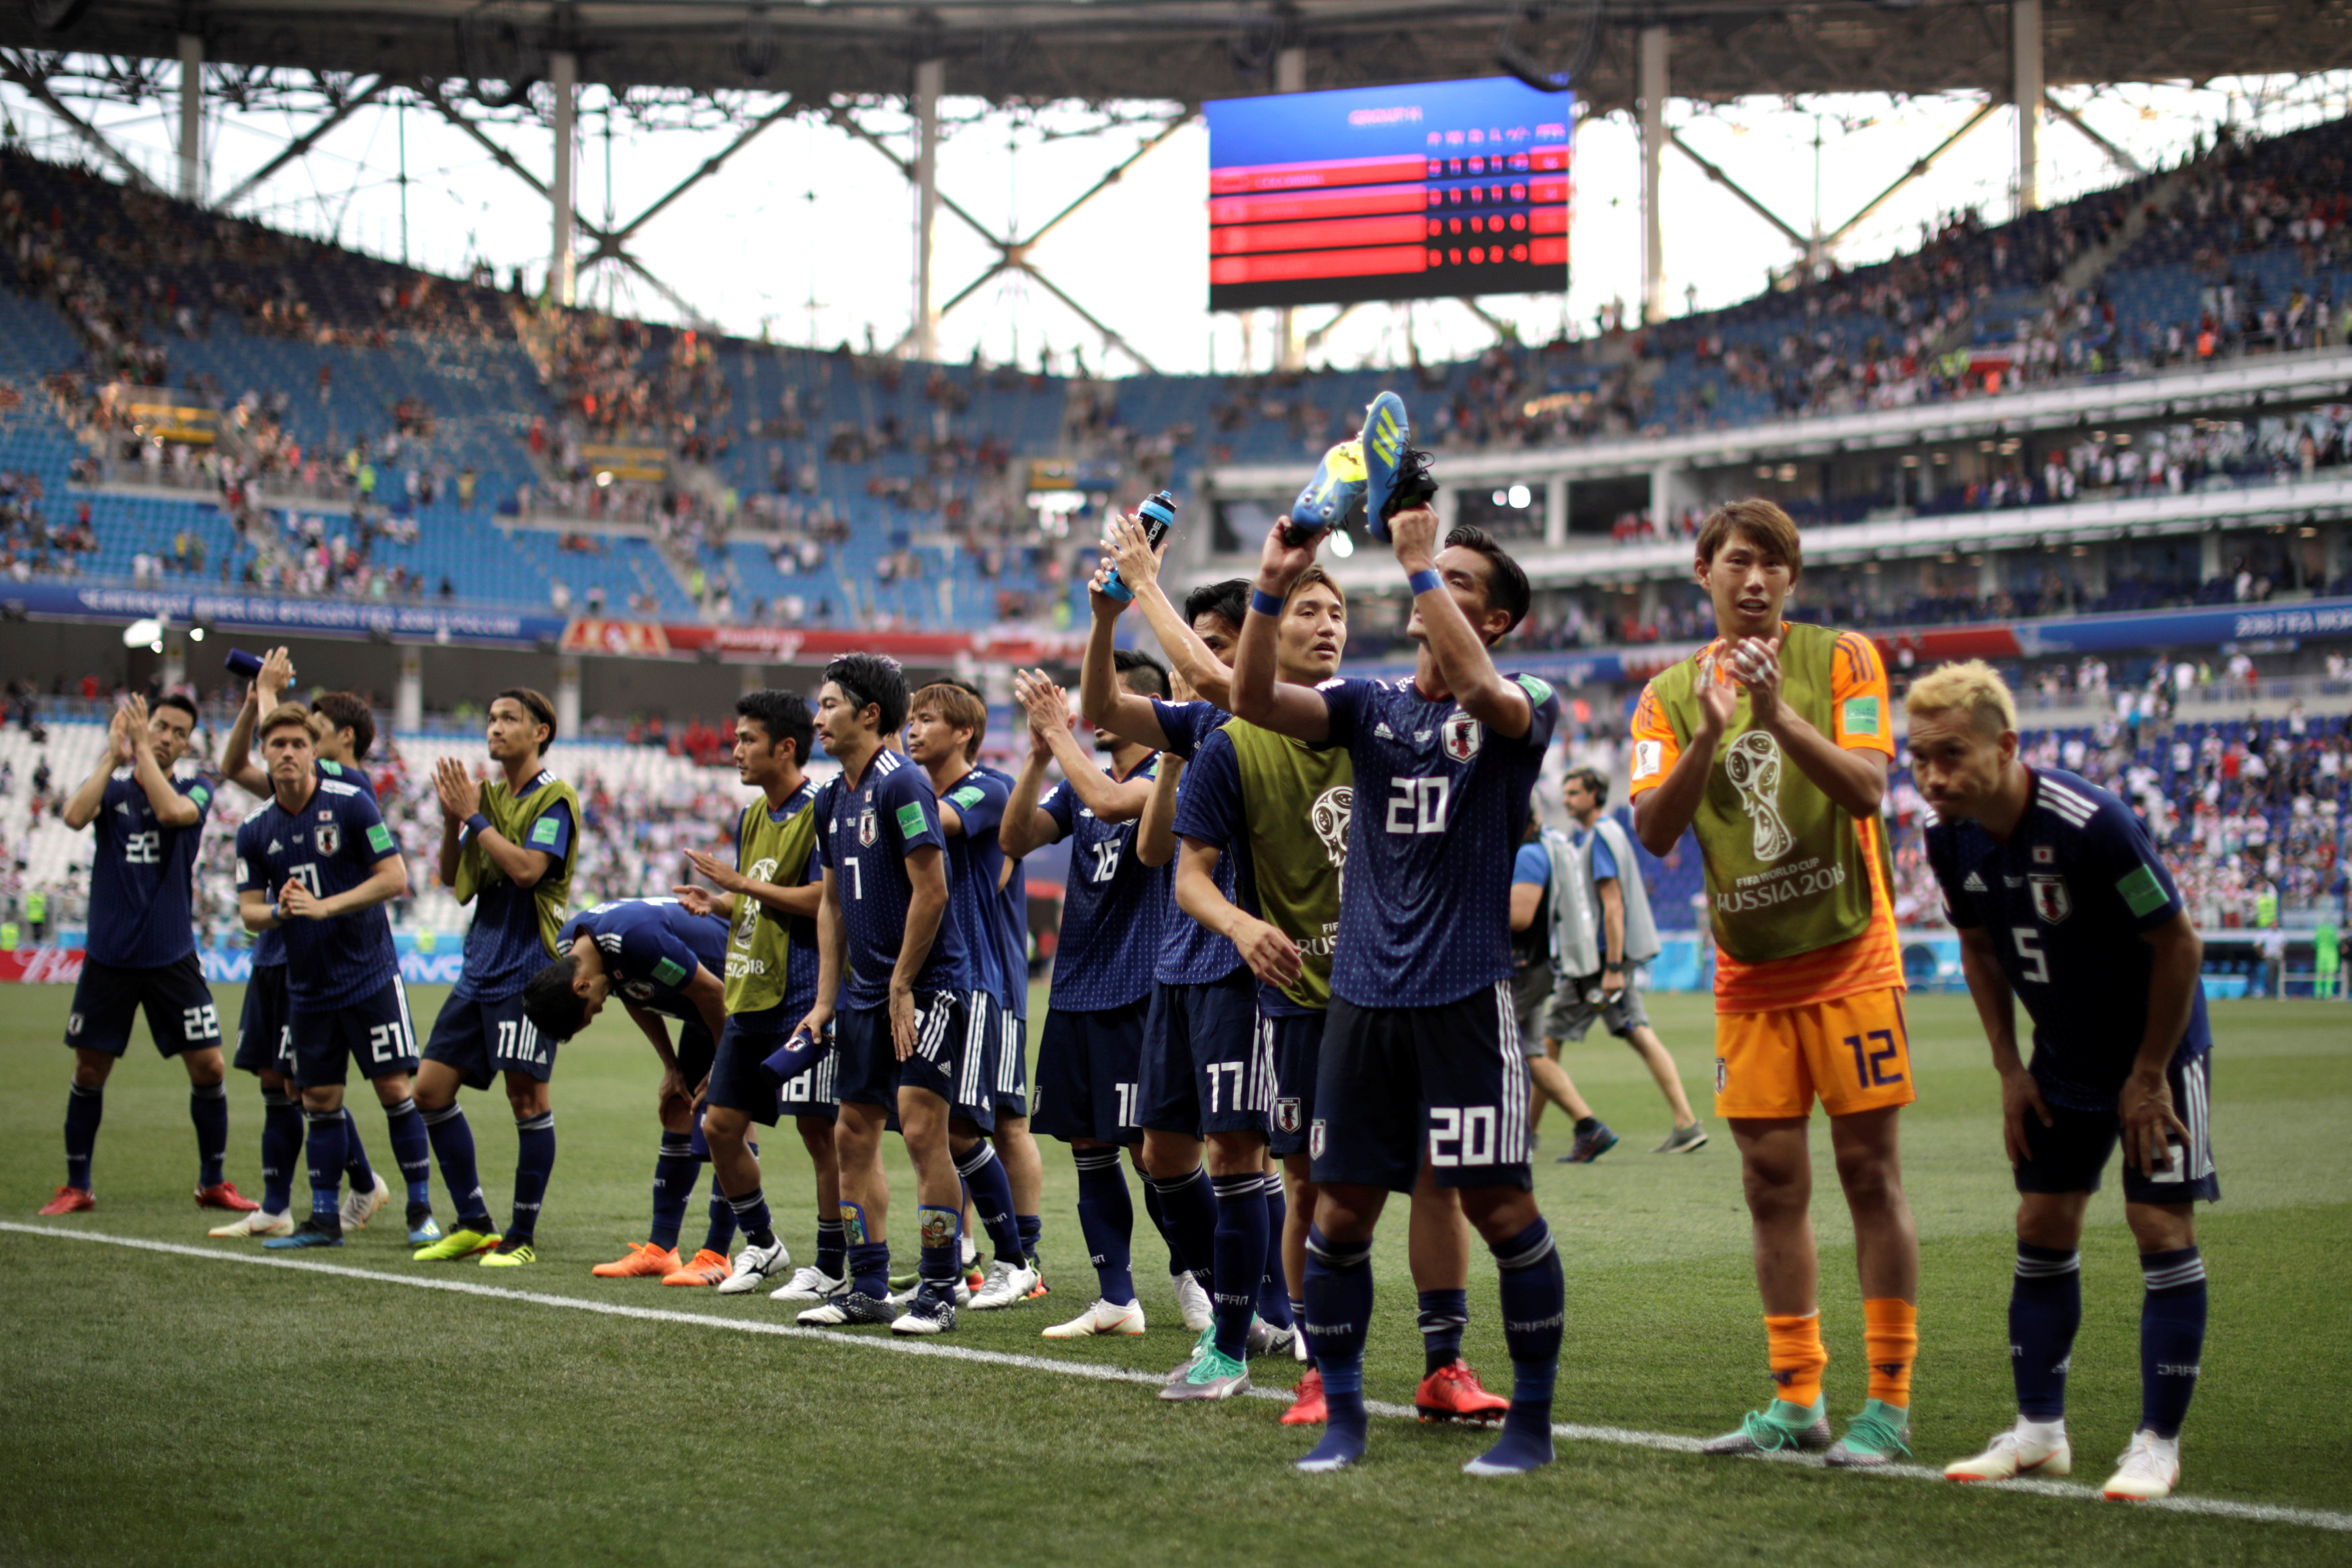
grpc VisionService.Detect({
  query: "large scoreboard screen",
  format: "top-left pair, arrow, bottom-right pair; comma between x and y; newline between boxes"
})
1205,77 -> 1572,312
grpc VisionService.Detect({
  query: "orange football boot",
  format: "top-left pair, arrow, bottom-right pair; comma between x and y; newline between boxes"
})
1415,1360 -> 1510,1424
593,1242 -> 682,1279
662,1248 -> 731,1287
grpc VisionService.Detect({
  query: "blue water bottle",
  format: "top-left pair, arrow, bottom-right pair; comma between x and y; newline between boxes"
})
1100,491 -> 1177,603
224,648 -> 265,680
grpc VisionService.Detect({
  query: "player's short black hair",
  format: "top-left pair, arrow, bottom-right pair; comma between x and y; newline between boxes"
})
310,691 -> 375,760
497,687 -> 558,746
521,956 -> 590,1043
1111,646 -> 1170,701
152,692 -> 198,725
1566,765 -> 1609,808
1184,578 -> 1251,634
734,688 -> 814,767
821,653 -> 909,735
1443,524 -> 1531,640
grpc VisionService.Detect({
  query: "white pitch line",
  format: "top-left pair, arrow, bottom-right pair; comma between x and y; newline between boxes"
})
4,1220 -> 2346,1536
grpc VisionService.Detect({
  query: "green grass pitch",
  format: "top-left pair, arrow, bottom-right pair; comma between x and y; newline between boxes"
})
3,982 -> 2347,1566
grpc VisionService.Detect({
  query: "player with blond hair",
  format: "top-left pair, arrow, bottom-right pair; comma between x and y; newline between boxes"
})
1629,498 -> 1920,1467
1907,660 -> 2214,1502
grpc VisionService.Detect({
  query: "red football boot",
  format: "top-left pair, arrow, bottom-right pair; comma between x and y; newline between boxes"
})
195,1182 -> 262,1212
1415,1359 -> 1511,1424
37,1186 -> 95,1216
1281,1366 -> 1327,1427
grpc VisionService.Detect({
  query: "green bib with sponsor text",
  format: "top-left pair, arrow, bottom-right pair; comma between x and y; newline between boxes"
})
724,783 -> 818,1014
1650,621 -> 1887,965
454,771 -> 580,961
1226,719 -> 1353,1012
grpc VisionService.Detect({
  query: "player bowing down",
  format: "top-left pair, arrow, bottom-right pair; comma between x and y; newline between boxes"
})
1909,661 -> 2215,1504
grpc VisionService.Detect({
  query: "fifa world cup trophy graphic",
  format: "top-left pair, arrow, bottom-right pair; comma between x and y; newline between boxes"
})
1723,731 -> 1794,862
1310,785 -> 1353,899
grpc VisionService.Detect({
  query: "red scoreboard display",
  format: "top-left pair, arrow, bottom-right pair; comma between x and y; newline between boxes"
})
1206,76 -> 1572,311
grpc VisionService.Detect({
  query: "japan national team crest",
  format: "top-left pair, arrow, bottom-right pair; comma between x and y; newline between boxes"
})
1308,1118 -> 1327,1159
2029,873 -> 2072,924
1441,711 -> 1483,762
857,807 -> 877,848
314,822 -> 341,858
1275,1097 -> 1303,1135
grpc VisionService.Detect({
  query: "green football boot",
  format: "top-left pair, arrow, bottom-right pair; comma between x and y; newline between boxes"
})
412,1226 -> 501,1262
1824,1399 -> 1913,1468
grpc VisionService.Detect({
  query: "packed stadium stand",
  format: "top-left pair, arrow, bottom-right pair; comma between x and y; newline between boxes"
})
6,116 -> 2352,648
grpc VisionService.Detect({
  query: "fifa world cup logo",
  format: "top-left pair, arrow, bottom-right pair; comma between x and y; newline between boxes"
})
734,857 -> 777,947
1723,731 -> 1794,862
1310,785 -> 1353,899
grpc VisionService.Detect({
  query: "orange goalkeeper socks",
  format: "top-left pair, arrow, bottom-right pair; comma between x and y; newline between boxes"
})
1864,1297 -> 1919,1409
1764,1311 -> 1829,1408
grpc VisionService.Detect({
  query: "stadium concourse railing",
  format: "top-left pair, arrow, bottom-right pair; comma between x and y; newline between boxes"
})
1204,345 -> 2352,494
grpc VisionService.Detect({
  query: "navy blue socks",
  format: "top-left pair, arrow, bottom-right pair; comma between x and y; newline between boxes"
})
64,1082 -> 101,1191
190,1082 -> 228,1188
259,1090 -> 300,1213
648,1133 -> 697,1253
955,1143 -> 1025,1267
340,1108 -> 375,1193
2140,1247 -> 2208,1438
1148,1165 -> 1218,1295
1473,1218 -> 1563,1475
1072,1148 -> 1136,1305
2010,1242 -> 2082,1421
1298,1227 -> 1374,1470
302,1109 -> 347,1229
1210,1171 -> 1267,1360
421,1102 -> 492,1231
509,1111 -> 555,1244
381,1096 -> 432,1210
1419,1287 -> 1469,1376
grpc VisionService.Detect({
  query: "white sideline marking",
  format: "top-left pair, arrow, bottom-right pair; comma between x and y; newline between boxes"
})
4,1220 -> 2347,1535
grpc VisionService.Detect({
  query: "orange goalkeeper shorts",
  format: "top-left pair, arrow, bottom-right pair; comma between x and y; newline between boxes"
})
1714,987 -> 1916,1120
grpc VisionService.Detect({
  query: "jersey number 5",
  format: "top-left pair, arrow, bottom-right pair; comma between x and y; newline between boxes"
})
2011,926 -> 2050,985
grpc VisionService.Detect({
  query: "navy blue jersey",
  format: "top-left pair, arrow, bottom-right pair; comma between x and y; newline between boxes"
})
810,748 -> 967,1006
733,783 -> 823,1017
252,758 -> 375,968
455,769 -> 575,1002
235,778 -> 400,1010
1040,753 -> 1164,1012
1318,674 -> 1561,1008
939,766 -> 1017,1006
86,770 -> 214,969
1148,699 -> 1247,986
558,898 -> 727,1024
1172,724 -> 1319,1019
980,763 -> 1030,1020
1926,767 -> 2212,1112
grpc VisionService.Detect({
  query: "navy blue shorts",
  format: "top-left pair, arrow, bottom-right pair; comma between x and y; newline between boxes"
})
836,992 -> 986,1129
1030,996 -> 1147,1145
2015,1053 -> 2221,1205
710,1004 -> 806,1127
672,1014 -> 717,1096
422,990 -> 552,1089
290,979 -> 421,1088
1140,971 -> 1269,1138
974,994 -> 1030,1118
1311,980 -> 1532,1194
65,953 -> 220,1059
233,963 -> 294,1076
1265,1009 -> 1325,1159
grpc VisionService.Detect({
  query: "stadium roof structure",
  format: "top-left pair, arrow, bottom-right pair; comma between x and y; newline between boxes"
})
7,0 -> 2352,111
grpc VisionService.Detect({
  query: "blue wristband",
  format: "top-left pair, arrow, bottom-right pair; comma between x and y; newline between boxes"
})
1250,586 -> 1285,617
463,812 -> 491,842
1407,568 -> 1443,596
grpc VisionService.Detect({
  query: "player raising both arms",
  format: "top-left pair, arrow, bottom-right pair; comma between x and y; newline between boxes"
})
1909,662 -> 2215,1503
233,705 -> 415,1250
412,689 -> 581,1266
1629,498 -> 1919,1467
1234,495 -> 1566,1477
1097,514 -> 1508,1428
42,693 -> 248,1217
